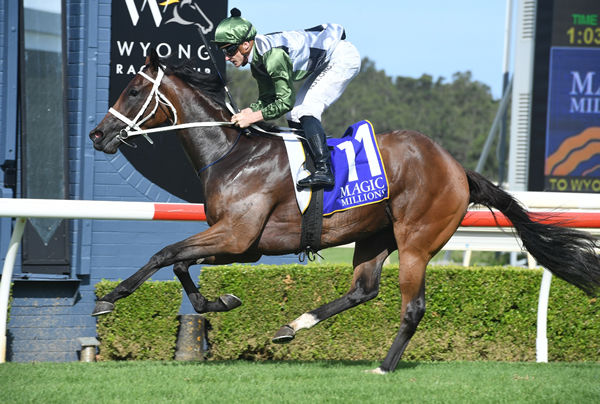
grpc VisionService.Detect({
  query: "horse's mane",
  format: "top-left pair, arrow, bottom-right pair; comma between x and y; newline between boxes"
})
165,60 -> 226,108
164,59 -> 282,133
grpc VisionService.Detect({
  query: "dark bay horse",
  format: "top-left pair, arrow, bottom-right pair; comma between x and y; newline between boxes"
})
89,50 -> 600,373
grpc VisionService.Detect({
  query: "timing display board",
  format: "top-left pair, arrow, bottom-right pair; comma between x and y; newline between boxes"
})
538,0 -> 600,192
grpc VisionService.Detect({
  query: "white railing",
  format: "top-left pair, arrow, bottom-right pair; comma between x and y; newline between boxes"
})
451,191 -> 600,363
0,199 -> 206,363
1,193 -> 599,363
445,191 -> 600,266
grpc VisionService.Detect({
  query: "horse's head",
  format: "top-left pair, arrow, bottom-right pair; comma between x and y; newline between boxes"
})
89,49 -> 176,153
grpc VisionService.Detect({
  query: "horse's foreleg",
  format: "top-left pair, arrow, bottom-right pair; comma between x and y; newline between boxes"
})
92,242 -> 183,316
92,215 -> 267,316
273,231 -> 396,343
173,260 -> 241,314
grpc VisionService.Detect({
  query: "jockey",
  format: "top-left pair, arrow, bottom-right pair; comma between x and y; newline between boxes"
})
213,8 -> 361,188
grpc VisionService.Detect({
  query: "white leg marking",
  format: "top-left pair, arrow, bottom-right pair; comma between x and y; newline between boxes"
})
364,367 -> 388,375
290,313 -> 318,331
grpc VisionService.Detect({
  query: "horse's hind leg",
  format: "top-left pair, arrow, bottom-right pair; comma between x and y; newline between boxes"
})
369,247 -> 427,374
273,230 -> 396,342
173,260 -> 241,314
370,202 -> 466,373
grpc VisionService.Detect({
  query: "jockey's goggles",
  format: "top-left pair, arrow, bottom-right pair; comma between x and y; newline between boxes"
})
218,22 -> 254,57
221,43 -> 240,57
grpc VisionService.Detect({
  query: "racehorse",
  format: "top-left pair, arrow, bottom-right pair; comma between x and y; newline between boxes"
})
89,50 -> 600,374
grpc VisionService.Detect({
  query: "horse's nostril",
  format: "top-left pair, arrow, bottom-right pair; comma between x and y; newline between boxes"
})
90,130 -> 104,141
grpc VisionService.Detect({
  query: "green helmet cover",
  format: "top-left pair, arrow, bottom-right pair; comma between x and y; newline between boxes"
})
213,9 -> 256,46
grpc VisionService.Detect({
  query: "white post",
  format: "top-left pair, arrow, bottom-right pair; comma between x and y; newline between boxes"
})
527,253 -> 536,269
462,249 -> 472,267
0,217 -> 26,363
502,0 -> 514,79
536,269 -> 552,363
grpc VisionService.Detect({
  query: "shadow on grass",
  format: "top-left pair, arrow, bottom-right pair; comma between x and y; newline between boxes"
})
143,359 -> 421,370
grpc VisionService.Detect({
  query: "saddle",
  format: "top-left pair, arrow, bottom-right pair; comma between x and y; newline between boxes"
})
280,120 -> 389,260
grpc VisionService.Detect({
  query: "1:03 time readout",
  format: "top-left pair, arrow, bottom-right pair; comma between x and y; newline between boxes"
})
566,13 -> 600,46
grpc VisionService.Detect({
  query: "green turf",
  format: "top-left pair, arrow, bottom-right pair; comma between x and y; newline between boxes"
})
1,361 -> 598,403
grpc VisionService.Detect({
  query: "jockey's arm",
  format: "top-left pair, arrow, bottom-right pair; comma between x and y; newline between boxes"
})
248,48 -> 296,122
231,108 -> 264,128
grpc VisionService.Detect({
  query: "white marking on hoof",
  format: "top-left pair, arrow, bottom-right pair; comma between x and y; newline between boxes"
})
364,367 -> 387,375
196,258 -> 205,264
290,313 -> 318,331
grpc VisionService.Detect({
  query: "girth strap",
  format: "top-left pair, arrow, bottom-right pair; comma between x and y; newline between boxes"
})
299,188 -> 324,261
298,154 -> 324,261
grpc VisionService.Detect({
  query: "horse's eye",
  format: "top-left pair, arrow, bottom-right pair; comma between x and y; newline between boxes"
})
129,88 -> 139,97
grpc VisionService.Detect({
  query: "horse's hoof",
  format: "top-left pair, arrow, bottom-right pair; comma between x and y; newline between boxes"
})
272,325 -> 295,344
92,301 -> 115,316
219,294 -> 242,311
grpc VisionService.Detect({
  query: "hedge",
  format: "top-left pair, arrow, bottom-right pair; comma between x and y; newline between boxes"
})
94,265 -> 600,362
95,280 -> 182,361
200,264 -> 600,362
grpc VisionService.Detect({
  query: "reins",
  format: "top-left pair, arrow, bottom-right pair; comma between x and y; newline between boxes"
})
109,65 -> 304,141
108,64 -> 307,172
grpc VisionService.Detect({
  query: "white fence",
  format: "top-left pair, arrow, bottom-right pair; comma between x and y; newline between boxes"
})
0,199 -> 206,363
446,191 -> 600,266
1,193 -> 599,363
448,191 -> 600,362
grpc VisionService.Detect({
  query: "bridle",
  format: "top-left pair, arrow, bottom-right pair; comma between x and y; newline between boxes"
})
107,63 -> 306,176
107,64 -> 295,175
108,65 -> 233,148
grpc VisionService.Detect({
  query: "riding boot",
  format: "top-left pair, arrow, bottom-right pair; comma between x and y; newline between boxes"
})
296,116 -> 335,188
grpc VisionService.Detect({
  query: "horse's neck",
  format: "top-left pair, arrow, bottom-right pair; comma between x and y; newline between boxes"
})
174,88 -> 281,188
175,91 -> 242,175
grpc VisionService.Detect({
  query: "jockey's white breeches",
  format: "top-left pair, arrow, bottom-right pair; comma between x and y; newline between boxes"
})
286,40 -> 361,123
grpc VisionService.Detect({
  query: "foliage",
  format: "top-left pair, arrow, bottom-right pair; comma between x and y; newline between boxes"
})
94,280 -> 182,361
91,265 -> 599,363
2,361 -> 600,403
320,247 -> 525,266
200,264 -> 600,362
226,58 -> 503,178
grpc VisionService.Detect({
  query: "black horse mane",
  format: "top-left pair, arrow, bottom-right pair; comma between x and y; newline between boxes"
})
163,59 -> 281,133
164,60 -> 227,108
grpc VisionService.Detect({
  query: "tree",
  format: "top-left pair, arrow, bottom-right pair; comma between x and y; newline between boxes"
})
226,58 -> 505,179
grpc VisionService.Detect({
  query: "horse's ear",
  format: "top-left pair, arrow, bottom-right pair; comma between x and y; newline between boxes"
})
145,49 -> 160,70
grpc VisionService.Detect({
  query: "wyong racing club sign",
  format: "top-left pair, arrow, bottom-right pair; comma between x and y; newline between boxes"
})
108,1 -> 226,203
110,0 -> 226,104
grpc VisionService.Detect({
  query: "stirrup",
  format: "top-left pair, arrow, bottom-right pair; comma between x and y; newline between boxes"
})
297,172 -> 335,188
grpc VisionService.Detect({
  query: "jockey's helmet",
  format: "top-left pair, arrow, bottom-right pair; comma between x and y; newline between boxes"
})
213,8 -> 256,46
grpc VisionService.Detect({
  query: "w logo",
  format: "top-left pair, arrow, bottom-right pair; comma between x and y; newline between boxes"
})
125,0 -> 162,27
124,0 -> 214,33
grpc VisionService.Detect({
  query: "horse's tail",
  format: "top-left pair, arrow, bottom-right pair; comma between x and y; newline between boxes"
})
465,168 -> 600,296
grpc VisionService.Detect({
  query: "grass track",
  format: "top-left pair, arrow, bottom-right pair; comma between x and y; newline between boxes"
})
1,360 -> 599,403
